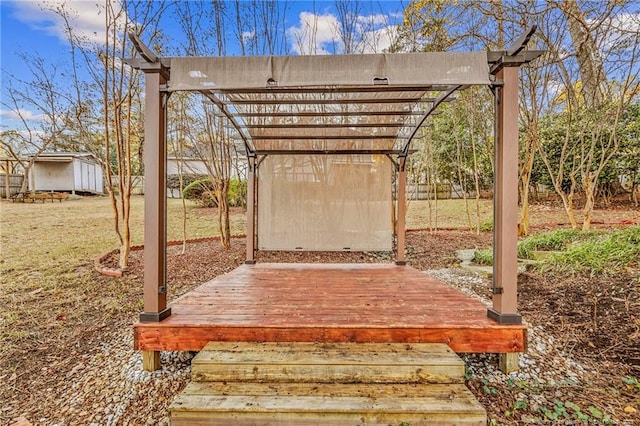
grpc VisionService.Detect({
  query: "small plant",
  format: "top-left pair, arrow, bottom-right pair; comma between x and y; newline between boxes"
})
473,248 -> 493,265
516,228 -> 594,259
480,378 -> 498,395
544,226 -> 640,273
622,376 -> 640,392
538,400 -> 611,423
479,218 -> 493,232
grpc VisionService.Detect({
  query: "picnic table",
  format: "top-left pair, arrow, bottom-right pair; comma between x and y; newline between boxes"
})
11,191 -> 69,203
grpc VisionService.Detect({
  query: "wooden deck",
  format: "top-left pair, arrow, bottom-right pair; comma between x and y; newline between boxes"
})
134,263 -> 526,353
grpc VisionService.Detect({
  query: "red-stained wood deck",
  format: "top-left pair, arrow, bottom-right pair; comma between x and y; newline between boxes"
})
134,263 -> 526,353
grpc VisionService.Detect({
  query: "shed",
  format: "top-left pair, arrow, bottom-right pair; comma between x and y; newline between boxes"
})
28,152 -> 104,194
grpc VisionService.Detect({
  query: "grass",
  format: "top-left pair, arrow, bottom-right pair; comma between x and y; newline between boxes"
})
0,195 -> 245,362
473,226 -> 640,274
406,199 -> 493,229
545,226 -> 640,274
0,195 -> 244,275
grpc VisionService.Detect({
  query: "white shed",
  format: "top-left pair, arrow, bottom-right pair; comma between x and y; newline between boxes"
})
29,152 -> 104,194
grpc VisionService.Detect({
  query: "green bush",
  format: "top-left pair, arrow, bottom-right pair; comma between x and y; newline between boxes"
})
167,174 -> 207,190
182,178 -> 216,207
475,226 -> 640,274
517,229 -> 590,259
182,178 -> 247,208
544,226 -> 640,274
473,249 -> 493,265
228,179 -> 247,208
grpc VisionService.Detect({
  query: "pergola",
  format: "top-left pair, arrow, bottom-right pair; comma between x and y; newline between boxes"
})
127,29 -> 542,364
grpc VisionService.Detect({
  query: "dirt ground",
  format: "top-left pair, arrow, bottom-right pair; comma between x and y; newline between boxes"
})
2,197 -> 639,425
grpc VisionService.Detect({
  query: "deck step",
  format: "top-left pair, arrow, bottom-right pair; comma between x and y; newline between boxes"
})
171,382 -> 486,425
171,342 -> 485,425
191,342 -> 466,384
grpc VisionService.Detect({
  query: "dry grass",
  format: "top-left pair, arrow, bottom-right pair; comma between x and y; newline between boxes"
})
0,195 -> 244,366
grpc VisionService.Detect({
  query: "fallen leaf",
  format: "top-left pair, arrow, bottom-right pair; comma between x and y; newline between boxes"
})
10,417 -> 32,426
624,406 -> 637,414
55,313 -> 67,321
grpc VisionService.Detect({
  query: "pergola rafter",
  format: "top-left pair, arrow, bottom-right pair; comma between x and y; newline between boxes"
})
126,28 -> 542,370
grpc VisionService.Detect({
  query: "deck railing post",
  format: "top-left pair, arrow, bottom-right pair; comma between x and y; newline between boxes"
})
488,64 -> 521,325
396,156 -> 407,265
246,155 -> 256,264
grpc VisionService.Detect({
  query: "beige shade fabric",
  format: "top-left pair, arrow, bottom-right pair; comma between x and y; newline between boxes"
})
169,52 -> 491,91
258,154 -> 392,251
167,52 -> 491,251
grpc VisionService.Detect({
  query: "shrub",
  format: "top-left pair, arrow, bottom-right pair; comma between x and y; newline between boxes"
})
182,178 -> 216,207
543,226 -> 640,274
182,178 -> 247,208
228,179 -> 247,208
167,174 -> 207,190
473,249 -> 493,265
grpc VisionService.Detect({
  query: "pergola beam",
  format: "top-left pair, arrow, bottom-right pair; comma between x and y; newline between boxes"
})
400,85 -> 464,156
221,97 -> 428,105
201,92 -> 255,155
253,149 -> 411,156
234,111 -> 431,118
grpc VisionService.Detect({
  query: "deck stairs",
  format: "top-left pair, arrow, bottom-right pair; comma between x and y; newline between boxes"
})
170,342 -> 486,425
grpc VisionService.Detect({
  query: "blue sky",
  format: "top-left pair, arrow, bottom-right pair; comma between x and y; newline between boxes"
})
0,1 -> 405,77
0,0 -> 406,131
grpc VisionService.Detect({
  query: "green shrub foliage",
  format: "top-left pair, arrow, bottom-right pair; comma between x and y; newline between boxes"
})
182,178 -> 247,208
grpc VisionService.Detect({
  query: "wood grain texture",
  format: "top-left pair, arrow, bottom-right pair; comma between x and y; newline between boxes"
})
134,263 -> 526,353
191,342 -> 465,384
171,383 -> 486,426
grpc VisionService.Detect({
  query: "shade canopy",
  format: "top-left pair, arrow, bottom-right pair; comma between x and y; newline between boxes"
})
160,52 -> 494,155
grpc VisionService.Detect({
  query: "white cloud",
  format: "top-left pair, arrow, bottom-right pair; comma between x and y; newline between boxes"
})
0,108 -> 46,122
359,23 -> 399,54
356,13 -> 388,26
8,0 -> 117,45
287,11 -> 400,55
287,12 -> 342,55
243,31 -> 256,41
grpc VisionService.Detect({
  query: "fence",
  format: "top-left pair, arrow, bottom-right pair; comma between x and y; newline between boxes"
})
1,174 -> 24,198
407,183 -> 452,200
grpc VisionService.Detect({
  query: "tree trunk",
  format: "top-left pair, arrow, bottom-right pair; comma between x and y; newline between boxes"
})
582,173 -> 596,231
217,180 -> 231,249
560,0 -> 607,107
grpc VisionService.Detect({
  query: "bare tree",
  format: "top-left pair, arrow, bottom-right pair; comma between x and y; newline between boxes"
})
0,55 -> 72,193
49,0 -> 168,268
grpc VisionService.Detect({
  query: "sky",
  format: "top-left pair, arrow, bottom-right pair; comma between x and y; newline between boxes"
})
0,0 -> 407,131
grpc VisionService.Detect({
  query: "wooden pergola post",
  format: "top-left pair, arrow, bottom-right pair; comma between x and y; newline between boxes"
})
246,155 -> 256,264
396,156 -> 407,265
139,61 -> 170,371
489,64 -> 521,326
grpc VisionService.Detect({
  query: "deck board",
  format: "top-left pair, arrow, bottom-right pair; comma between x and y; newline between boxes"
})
134,263 -> 526,353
